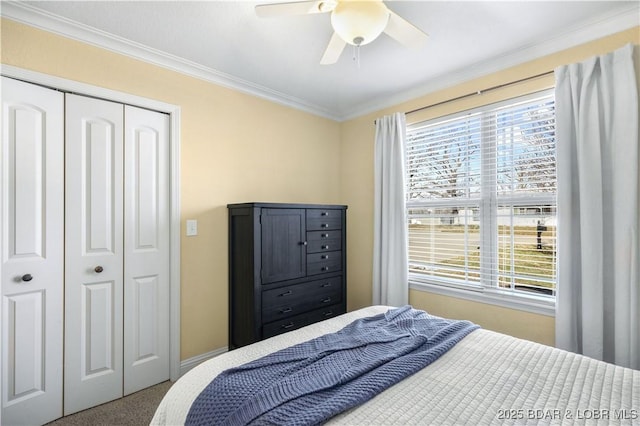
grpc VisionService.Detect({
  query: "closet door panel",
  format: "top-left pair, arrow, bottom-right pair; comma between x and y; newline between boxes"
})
82,281 -> 117,373
123,105 -> 170,395
64,94 -> 124,415
85,120 -> 118,252
1,77 -> 64,425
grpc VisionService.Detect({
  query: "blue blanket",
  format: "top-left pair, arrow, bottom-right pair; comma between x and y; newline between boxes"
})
186,306 -> 479,426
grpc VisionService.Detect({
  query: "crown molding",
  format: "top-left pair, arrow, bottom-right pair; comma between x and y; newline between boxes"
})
0,1 -> 342,121
340,3 -> 640,121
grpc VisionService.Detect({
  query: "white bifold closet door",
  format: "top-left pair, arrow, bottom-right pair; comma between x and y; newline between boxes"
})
1,77 -> 64,426
122,104 -> 170,395
64,94 -> 170,415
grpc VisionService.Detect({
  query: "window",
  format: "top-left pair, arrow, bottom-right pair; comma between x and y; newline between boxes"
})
406,92 -> 556,304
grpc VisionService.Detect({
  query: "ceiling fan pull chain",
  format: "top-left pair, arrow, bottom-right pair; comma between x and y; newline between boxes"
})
352,44 -> 361,68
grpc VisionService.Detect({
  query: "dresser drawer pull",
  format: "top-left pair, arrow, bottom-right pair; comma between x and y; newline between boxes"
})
321,255 -> 329,259
321,282 -> 332,287
321,266 -> 329,271
321,211 -> 329,216
300,241 -> 308,246
324,310 -> 334,317
279,290 -> 293,297
322,233 -> 329,238
321,245 -> 329,250
282,322 -> 295,330
280,307 -> 292,314
321,223 -> 330,228
321,297 -> 332,303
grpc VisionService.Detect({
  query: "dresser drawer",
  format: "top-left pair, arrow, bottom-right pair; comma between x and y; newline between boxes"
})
307,251 -> 342,276
306,230 -> 342,253
306,209 -> 342,231
262,303 -> 345,339
262,276 -> 342,323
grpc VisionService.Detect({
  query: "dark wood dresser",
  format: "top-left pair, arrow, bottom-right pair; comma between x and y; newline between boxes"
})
227,202 -> 347,349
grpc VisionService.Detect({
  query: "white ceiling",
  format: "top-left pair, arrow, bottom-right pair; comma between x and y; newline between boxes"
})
3,1 -> 639,121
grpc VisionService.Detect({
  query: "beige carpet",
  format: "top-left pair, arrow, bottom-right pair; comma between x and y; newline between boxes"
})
45,381 -> 173,426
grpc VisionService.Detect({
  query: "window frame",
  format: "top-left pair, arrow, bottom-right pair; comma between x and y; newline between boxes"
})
406,90 -> 556,317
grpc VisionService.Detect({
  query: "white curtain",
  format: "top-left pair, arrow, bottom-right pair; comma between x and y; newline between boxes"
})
373,112 -> 409,306
555,43 -> 639,369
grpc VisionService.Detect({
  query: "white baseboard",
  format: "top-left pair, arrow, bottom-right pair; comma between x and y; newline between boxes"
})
179,346 -> 228,377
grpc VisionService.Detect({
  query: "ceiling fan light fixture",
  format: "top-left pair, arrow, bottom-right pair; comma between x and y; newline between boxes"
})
331,0 -> 389,46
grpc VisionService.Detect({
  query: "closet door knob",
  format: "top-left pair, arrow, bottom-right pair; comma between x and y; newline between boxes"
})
94,266 -> 104,273
21,274 -> 33,282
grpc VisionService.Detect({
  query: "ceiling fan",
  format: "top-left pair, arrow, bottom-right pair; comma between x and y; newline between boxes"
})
255,0 -> 428,65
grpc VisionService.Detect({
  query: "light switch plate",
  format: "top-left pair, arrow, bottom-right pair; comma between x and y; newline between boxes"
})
186,219 -> 198,236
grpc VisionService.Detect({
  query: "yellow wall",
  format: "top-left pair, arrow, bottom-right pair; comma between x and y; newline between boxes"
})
340,27 -> 640,345
409,290 -> 555,345
2,16 -> 639,357
1,19 -> 342,359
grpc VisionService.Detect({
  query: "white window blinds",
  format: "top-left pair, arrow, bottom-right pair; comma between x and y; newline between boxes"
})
406,92 -> 556,298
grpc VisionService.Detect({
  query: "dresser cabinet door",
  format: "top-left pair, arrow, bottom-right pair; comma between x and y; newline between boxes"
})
260,209 -> 306,284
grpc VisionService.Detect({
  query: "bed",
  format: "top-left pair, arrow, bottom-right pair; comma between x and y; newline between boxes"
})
152,305 -> 639,425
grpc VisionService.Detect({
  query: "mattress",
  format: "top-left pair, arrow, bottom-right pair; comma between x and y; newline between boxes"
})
152,306 -> 639,425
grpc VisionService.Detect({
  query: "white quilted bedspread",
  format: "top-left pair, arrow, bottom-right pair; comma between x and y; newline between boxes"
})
152,306 -> 639,425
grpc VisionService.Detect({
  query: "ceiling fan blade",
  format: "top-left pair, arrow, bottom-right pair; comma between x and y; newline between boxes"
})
255,1 -> 331,18
384,10 -> 428,49
320,32 -> 347,65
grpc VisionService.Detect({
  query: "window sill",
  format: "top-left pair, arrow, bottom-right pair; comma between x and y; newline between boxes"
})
409,276 -> 556,317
